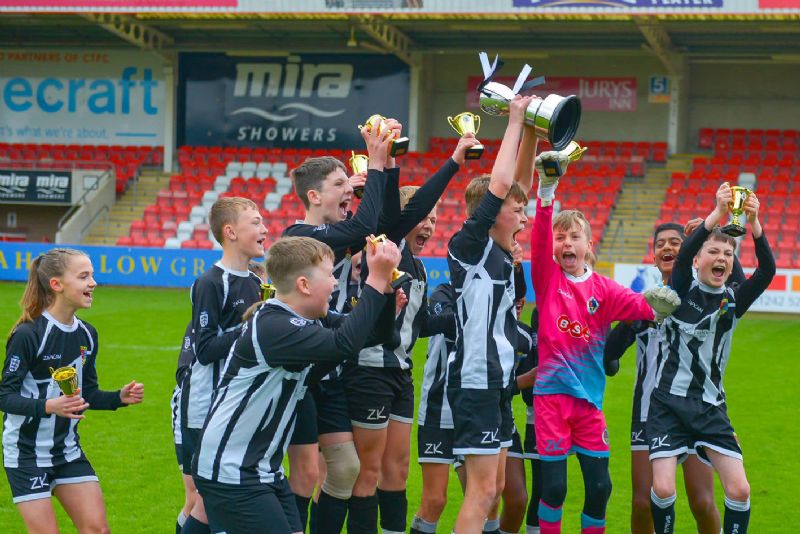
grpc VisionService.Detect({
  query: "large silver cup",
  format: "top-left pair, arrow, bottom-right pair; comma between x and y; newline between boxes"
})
479,81 -> 581,151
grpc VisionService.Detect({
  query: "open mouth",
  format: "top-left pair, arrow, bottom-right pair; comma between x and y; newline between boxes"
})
83,291 -> 93,300
561,251 -> 577,268
256,238 -> 265,250
660,253 -> 675,263
339,199 -> 350,219
415,234 -> 430,249
711,265 -> 726,277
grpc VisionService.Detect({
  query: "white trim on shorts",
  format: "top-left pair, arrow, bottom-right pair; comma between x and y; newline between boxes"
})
500,440 -> 513,449
389,414 -> 414,424
418,457 -> 456,465
631,444 -> 650,452
694,441 -> 743,467
522,452 -> 540,460
454,447 -> 501,456
51,475 -> 99,489
351,419 -> 389,430
507,451 -> 525,459
649,446 -> 689,461
12,492 -> 52,504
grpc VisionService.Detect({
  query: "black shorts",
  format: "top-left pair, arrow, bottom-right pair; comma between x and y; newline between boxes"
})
311,376 -> 352,435
447,387 -> 514,456
5,454 -> 98,504
343,365 -> 414,429
290,393 -> 318,446
631,419 -> 648,452
195,476 -> 301,534
417,425 -> 455,464
508,426 -> 524,459
523,423 -> 539,460
181,426 -> 199,476
646,388 -> 742,466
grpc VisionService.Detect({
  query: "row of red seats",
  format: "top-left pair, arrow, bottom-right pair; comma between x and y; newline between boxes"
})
698,128 -> 799,149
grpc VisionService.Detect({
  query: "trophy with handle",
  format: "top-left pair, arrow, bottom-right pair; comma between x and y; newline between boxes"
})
447,112 -> 484,159
366,234 -> 412,289
49,366 -> 79,396
539,140 -> 589,177
348,151 -> 369,199
477,52 -> 582,151
721,186 -> 752,237
358,114 -> 410,157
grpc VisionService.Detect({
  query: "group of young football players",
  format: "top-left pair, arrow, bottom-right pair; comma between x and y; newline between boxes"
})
1,94 -> 775,534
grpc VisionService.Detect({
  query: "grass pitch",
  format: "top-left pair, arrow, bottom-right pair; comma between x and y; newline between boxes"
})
0,282 -> 797,532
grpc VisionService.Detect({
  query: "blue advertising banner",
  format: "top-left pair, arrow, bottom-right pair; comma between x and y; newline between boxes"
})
0,242 -> 536,300
512,0 -> 722,6
179,53 -> 410,149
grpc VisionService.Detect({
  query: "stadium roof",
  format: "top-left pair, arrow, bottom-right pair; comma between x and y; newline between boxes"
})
1,13 -> 799,61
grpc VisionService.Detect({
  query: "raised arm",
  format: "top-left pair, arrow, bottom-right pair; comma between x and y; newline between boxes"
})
734,191 -> 775,317
489,95 -> 531,199
672,183 -> 731,295
514,125 -> 539,194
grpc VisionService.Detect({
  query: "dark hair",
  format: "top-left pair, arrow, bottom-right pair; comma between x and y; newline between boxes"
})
292,156 -> 347,209
464,175 -> 528,217
653,223 -> 684,251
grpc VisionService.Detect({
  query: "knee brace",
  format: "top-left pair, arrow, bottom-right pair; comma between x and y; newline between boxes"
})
321,441 -> 360,500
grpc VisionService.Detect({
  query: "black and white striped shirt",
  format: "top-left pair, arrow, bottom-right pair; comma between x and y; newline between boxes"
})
193,287 -> 393,485
0,312 -> 123,468
186,262 -> 261,429
656,227 -> 775,406
447,192 -> 518,390
357,242 -> 455,369
418,283 -> 457,428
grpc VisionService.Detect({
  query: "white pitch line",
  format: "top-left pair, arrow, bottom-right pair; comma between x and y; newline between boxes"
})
105,344 -> 179,352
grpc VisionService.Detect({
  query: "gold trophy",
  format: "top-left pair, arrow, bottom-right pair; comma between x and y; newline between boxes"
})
721,186 -> 752,237
358,114 -> 410,157
261,282 -> 276,300
447,112 -> 484,160
366,234 -> 412,289
540,140 -> 589,177
349,151 -> 369,199
49,366 -> 78,396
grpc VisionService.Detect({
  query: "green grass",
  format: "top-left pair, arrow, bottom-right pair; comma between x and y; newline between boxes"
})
0,282 -> 798,532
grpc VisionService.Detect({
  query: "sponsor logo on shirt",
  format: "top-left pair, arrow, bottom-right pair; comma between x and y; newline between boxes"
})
557,288 -> 574,299
41,353 -> 61,361
8,355 -> 21,372
556,315 -> 590,341
687,300 -> 703,312
587,296 -> 600,315
199,311 -> 209,328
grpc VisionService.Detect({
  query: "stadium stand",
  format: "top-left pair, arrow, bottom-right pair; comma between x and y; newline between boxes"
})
649,128 -> 800,268
114,139 -> 662,257
0,143 -> 163,194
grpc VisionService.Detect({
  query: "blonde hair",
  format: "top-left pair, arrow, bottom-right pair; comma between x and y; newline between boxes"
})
465,175 -> 528,217
11,248 -> 88,337
553,209 -> 596,267
398,185 -> 420,210
265,237 -> 335,294
208,197 -> 259,245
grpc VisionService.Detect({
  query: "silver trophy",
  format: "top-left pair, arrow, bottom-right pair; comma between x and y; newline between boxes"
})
477,53 -> 581,151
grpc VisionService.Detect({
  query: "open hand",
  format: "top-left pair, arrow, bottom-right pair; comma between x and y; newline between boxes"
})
644,286 -> 681,322
120,381 -> 144,405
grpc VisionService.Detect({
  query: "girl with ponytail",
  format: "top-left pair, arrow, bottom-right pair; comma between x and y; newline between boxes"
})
0,248 -> 144,532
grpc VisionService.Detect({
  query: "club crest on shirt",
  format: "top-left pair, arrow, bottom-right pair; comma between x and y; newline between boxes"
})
80,346 -> 88,366
433,302 -> 443,315
602,428 -> 610,445
199,311 -> 209,328
183,336 -> 191,350
290,318 -> 307,327
8,355 -> 20,373
587,296 -> 600,315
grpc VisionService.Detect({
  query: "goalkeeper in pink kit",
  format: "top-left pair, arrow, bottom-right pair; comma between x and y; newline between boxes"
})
528,149 -> 681,534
